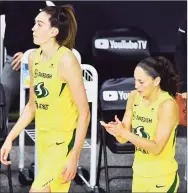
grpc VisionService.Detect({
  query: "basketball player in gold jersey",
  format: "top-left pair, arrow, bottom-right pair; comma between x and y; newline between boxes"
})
0,5 -> 90,193
100,56 -> 180,192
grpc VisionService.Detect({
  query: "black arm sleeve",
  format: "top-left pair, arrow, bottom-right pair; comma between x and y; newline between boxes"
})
174,15 -> 187,93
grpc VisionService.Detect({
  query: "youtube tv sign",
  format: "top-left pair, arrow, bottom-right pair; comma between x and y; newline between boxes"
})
103,91 -> 118,101
92,28 -> 151,61
95,39 -> 147,50
100,78 -> 135,111
103,91 -> 129,101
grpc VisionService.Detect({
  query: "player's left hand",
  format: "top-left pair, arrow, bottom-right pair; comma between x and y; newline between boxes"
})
61,152 -> 78,184
100,115 -> 124,138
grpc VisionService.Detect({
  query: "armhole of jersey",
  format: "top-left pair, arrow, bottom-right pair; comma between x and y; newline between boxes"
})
155,93 -> 176,120
56,47 -> 72,84
156,92 -> 172,108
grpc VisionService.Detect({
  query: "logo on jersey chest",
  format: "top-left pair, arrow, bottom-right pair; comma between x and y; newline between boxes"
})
34,82 -> 49,98
34,69 -> 52,79
133,111 -> 152,123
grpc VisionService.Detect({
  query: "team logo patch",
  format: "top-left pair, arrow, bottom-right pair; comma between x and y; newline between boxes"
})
133,126 -> 150,154
34,82 -> 49,98
134,126 -> 150,139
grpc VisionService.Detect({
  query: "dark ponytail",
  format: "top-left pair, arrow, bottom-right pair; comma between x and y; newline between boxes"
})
137,56 -> 180,97
42,5 -> 77,49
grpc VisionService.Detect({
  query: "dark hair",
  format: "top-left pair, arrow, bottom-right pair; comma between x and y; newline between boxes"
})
137,56 -> 180,97
41,5 -> 77,50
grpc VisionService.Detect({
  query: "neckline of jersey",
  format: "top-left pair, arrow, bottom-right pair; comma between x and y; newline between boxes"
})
37,46 -> 63,64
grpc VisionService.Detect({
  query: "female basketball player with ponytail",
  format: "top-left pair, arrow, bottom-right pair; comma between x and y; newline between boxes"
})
101,56 -> 180,192
0,5 -> 90,193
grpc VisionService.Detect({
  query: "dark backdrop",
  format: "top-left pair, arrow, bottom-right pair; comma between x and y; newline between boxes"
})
54,1 -> 187,63
54,1 -> 187,137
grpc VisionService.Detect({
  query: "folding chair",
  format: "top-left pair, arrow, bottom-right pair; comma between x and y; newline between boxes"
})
0,83 -> 13,193
96,77 -> 135,193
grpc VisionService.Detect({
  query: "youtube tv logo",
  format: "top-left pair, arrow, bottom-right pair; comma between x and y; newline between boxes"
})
94,39 -> 109,49
103,91 -> 130,101
94,38 -> 147,50
103,91 -> 118,101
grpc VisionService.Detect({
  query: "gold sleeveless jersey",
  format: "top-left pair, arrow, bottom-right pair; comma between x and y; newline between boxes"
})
32,46 -> 79,132
132,91 -> 178,177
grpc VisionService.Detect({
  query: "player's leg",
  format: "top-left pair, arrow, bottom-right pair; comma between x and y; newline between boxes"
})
31,129 -> 76,192
50,129 -> 76,192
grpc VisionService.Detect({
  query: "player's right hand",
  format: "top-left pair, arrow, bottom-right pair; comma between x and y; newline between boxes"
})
0,139 -> 12,165
100,115 -> 124,129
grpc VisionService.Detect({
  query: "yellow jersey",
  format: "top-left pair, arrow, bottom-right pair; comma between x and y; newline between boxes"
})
32,46 -> 79,132
132,91 -> 178,177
